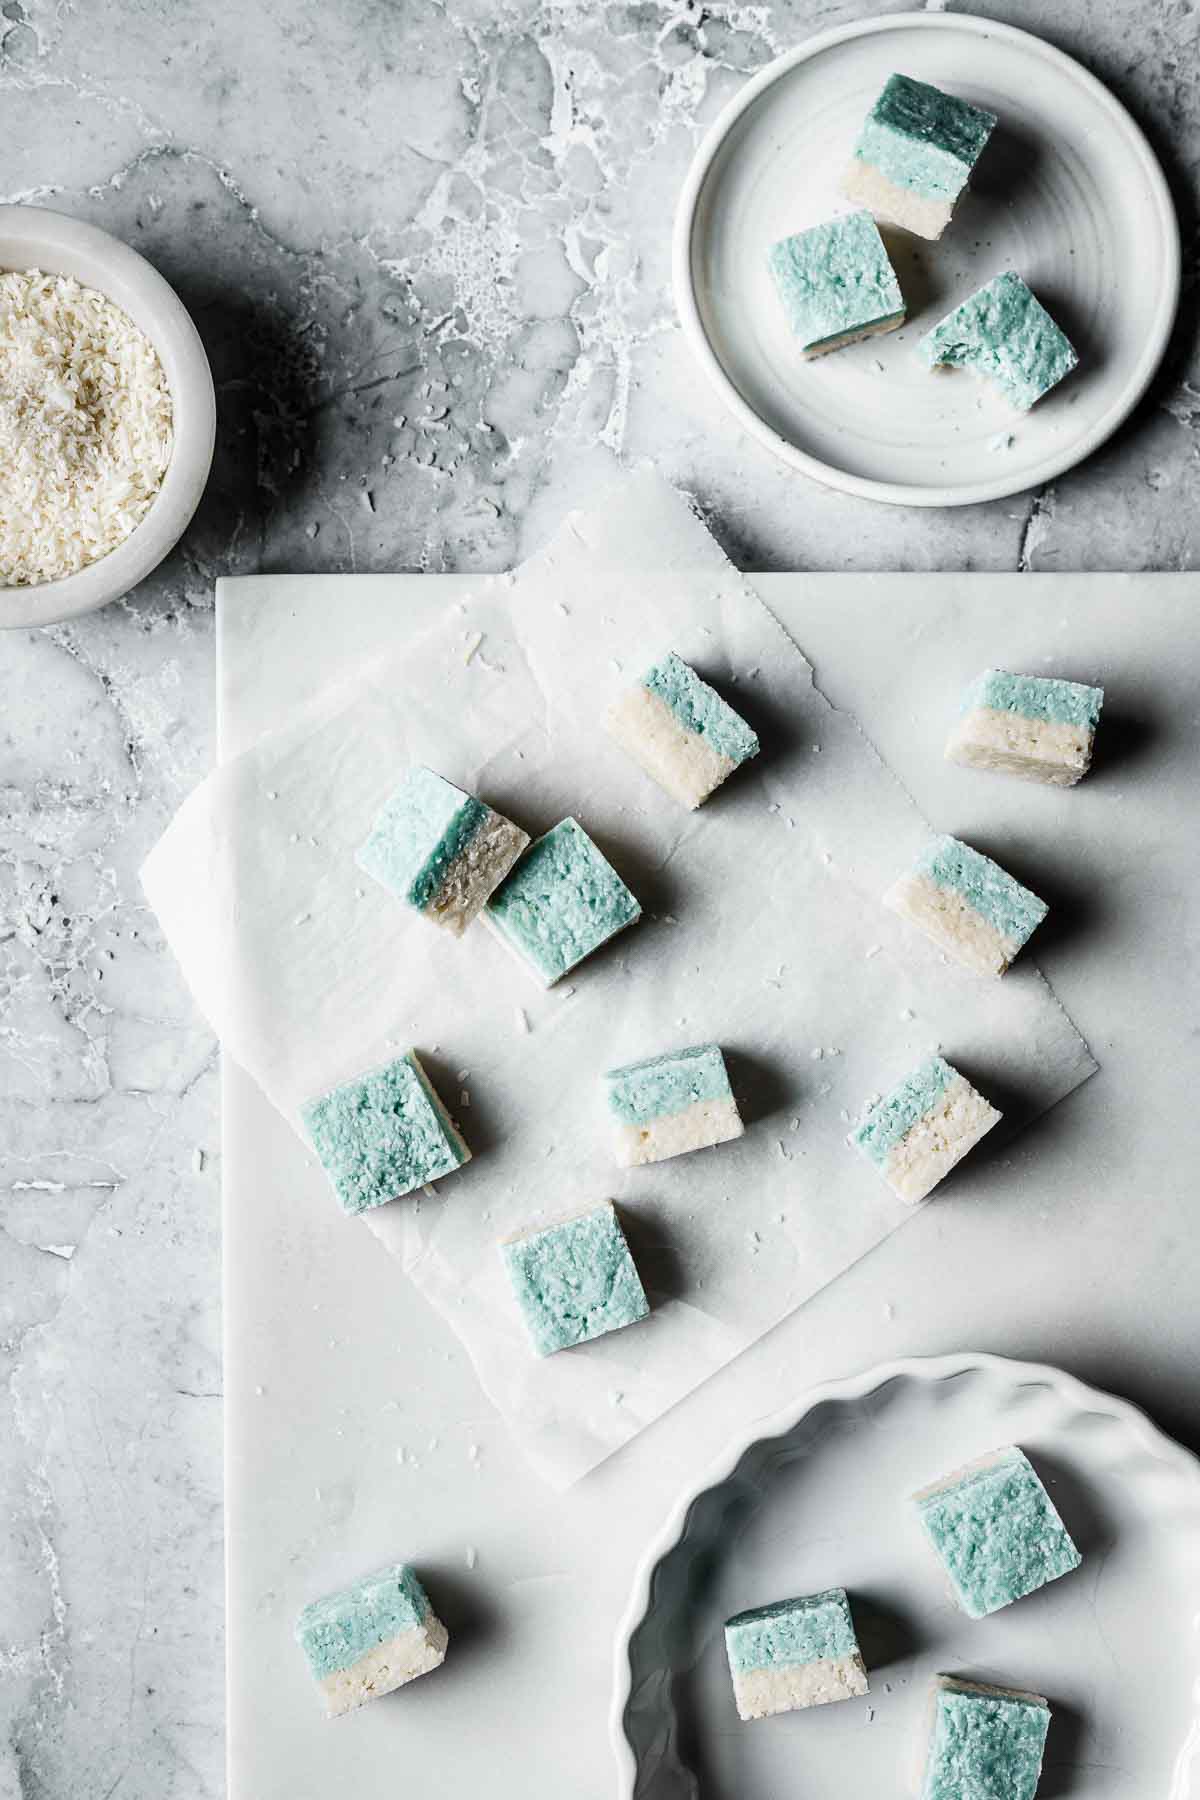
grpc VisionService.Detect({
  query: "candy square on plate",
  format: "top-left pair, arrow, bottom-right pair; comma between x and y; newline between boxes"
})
501,1201 -> 649,1356
724,1588 -> 868,1721
606,651 -> 759,809
914,1445 -> 1082,1618
920,272 -> 1078,410
356,765 -> 529,936
296,1562 -> 448,1717
605,1042 -> 743,1167
884,834 -> 1048,978
301,1051 -> 471,1215
946,669 -> 1104,787
768,211 -> 905,359
484,817 -> 641,987
921,1676 -> 1051,1800
850,1053 -> 1000,1204
844,72 -> 996,241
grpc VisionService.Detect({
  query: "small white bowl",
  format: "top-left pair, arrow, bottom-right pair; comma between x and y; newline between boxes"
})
0,203 -> 216,629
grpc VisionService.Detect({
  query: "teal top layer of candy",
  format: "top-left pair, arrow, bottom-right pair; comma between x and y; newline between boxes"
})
357,766 -> 489,908
916,1446 -> 1082,1618
641,653 -> 759,765
918,835 -> 1048,947
923,1684 -> 1050,1800
725,1588 -> 859,1673
606,1042 -> 733,1126
768,211 -> 904,352
852,1054 -> 956,1166
854,72 -> 996,202
301,1052 -> 465,1214
920,272 -> 1078,411
502,1202 -> 649,1356
964,669 -> 1104,731
296,1562 -> 432,1679
486,818 -> 641,984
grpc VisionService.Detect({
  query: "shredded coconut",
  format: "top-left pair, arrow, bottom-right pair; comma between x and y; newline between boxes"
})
0,268 -> 173,586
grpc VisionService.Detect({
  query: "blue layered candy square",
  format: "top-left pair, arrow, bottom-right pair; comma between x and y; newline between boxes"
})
884,833 -> 1048,978
913,1445 -> 1081,1618
485,817 -> 641,987
724,1587 -> 868,1719
501,1201 -> 648,1356
920,272 -> 1078,410
845,72 -> 996,240
296,1561 -> 448,1716
356,765 -> 528,936
768,212 -> 905,357
922,1676 -> 1051,1800
606,652 -> 759,809
301,1051 -> 471,1215
605,1042 -> 743,1166
946,669 -> 1105,787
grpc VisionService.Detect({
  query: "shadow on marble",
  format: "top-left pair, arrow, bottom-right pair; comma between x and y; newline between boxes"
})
670,655 -> 822,790
404,1562 -> 504,1686
416,1047 -> 505,1160
852,1585 -> 936,1676
1087,706 -> 1161,784
622,1200 -> 691,1310
1040,27 -> 1200,434
1038,1691 -> 1091,1800
584,823 -> 688,931
1025,1445 -> 1116,1567
935,1042 -> 1081,1176
941,832 -> 1106,968
1065,1350 -> 1200,1468
879,226 -> 944,322
124,275 -> 325,618
722,1045 -> 795,1132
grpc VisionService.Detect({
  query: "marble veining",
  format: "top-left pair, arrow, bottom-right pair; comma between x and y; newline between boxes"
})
1,0 -> 1198,1793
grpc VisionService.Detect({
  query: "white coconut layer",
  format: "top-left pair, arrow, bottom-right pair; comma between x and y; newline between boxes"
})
803,312 -> 905,360
613,1095 -> 744,1168
842,158 -> 957,241
408,1052 -> 473,1169
882,1072 -> 1001,1204
946,704 -> 1094,787
423,809 -> 530,936
732,1652 -> 869,1721
912,1445 -> 1018,1505
606,683 -> 735,809
884,868 -> 1019,979
317,1612 -> 449,1718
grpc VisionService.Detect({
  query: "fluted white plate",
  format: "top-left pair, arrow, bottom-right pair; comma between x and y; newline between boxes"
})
612,1353 -> 1200,1798
674,13 -> 1180,506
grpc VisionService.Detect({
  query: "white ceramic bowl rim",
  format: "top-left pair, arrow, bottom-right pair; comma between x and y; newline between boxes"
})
609,1348 -> 1200,1793
0,202 -> 216,629
672,10 -> 1181,509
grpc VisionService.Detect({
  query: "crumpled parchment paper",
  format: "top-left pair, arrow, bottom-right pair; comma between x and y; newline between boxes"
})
143,468 -> 1096,1488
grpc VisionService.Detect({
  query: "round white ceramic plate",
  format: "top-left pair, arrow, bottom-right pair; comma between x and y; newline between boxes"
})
674,13 -> 1180,507
612,1352 -> 1200,1798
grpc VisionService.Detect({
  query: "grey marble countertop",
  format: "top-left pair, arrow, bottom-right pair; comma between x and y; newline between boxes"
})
1,1 -> 1196,1794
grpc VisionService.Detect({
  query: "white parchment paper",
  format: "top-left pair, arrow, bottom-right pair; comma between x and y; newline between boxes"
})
143,468 -> 1096,1488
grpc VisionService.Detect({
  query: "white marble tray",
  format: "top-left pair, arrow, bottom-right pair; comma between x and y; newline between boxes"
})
221,571 -> 1200,1799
